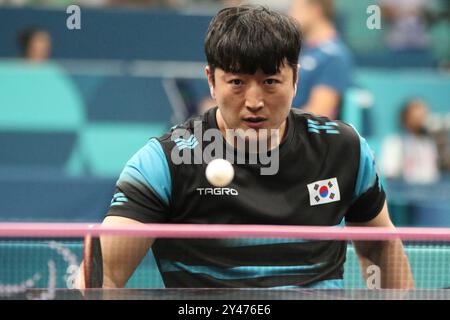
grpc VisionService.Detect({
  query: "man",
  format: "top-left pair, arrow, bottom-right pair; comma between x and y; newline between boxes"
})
290,0 -> 353,120
379,0 -> 431,52
381,98 -> 449,184
79,5 -> 413,289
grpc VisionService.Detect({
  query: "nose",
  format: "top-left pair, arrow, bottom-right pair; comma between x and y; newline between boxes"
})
245,83 -> 264,112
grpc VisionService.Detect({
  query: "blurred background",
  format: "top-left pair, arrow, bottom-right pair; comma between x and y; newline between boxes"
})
0,0 -> 449,226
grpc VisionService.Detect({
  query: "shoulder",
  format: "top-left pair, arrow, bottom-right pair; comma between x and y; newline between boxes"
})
289,110 -> 363,175
320,38 -> 352,58
122,111 -> 209,178
290,109 -> 359,143
117,137 -> 172,205
121,138 -> 169,181
315,39 -> 353,68
156,111 -> 210,147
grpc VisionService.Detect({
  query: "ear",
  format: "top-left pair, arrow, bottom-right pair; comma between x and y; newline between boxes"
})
294,63 -> 300,95
205,65 -> 216,99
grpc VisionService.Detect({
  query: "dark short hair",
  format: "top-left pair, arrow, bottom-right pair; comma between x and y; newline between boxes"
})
17,27 -> 48,57
204,5 -> 302,83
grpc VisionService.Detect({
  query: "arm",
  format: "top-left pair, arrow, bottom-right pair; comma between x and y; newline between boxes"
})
347,200 -> 415,289
302,85 -> 340,119
75,138 -> 171,289
76,216 -> 154,289
100,216 -> 154,288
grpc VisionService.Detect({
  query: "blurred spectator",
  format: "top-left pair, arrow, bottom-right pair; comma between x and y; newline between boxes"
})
379,0 -> 433,52
381,99 -> 450,184
0,0 -> 26,4
17,27 -> 52,62
427,113 -> 450,173
289,0 -> 353,120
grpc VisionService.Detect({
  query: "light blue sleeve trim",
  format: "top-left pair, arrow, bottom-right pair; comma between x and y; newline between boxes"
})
118,138 -> 172,206
351,125 -> 380,200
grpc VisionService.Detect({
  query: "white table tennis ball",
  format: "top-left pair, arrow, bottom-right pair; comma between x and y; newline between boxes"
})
206,158 -> 234,187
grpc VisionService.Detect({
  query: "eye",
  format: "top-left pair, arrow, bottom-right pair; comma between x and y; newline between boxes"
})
264,79 -> 280,85
229,79 -> 243,86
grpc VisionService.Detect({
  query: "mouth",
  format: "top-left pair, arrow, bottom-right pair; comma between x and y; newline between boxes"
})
242,116 -> 267,129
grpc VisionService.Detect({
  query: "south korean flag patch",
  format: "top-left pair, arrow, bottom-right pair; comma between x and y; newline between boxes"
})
307,178 -> 341,206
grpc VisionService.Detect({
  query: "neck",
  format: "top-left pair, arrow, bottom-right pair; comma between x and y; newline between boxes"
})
305,20 -> 336,46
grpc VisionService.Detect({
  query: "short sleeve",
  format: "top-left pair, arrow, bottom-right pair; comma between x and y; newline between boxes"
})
106,138 -> 172,223
346,131 -> 386,223
316,54 -> 352,94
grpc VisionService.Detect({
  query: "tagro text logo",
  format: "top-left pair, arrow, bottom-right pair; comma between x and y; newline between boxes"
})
197,188 -> 239,196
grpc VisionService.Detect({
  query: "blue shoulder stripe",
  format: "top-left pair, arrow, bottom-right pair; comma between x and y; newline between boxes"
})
118,138 -> 172,205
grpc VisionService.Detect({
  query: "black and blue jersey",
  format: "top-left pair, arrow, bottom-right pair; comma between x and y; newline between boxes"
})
107,107 -> 385,288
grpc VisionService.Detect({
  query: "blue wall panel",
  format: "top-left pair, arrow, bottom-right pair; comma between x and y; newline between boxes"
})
0,7 -> 210,61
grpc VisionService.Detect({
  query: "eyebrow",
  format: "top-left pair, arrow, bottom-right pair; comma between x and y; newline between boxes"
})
221,72 -> 283,79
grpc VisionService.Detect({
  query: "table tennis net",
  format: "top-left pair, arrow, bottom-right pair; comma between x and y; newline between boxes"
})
1,223 -> 450,299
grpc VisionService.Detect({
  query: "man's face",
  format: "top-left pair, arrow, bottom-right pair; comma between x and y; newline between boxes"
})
405,101 -> 429,134
27,32 -> 51,62
206,62 -> 297,143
